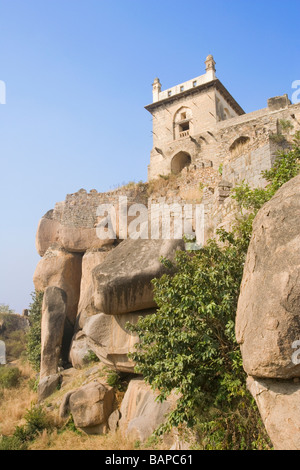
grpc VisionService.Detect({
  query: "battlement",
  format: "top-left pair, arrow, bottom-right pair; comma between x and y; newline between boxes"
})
150,55 -> 217,104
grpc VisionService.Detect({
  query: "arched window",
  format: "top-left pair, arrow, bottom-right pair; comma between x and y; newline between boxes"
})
171,151 -> 192,174
173,107 -> 193,140
229,136 -> 250,158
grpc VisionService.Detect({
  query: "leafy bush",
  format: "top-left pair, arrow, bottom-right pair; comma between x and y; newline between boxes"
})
0,366 -> 21,388
128,233 -> 246,430
26,291 -> 43,372
22,403 -> 50,438
195,393 -> 271,450
279,119 -> 294,131
83,350 -> 100,365
106,369 -> 123,390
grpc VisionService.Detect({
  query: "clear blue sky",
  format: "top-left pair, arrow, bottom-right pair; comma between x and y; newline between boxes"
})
0,0 -> 299,313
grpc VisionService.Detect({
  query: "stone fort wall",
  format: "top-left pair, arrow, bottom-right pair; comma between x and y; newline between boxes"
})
148,96 -> 300,189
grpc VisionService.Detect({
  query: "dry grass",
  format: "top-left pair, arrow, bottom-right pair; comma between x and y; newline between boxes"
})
29,428 -> 140,451
0,361 -> 180,450
0,361 -> 37,436
147,173 -> 181,196
29,426 -> 173,451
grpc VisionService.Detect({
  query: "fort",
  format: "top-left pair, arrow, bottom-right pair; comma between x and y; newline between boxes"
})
145,55 -> 300,189
31,56 -> 300,447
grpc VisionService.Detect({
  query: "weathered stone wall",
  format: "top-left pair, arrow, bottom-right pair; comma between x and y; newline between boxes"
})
148,99 -> 300,184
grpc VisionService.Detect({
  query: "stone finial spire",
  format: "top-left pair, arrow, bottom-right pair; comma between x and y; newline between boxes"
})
205,55 -> 216,80
152,77 -> 161,103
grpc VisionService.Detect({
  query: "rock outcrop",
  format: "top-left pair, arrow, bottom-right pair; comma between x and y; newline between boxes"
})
33,247 -> 82,327
76,248 -> 112,329
236,175 -> 300,449
92,238 -> 184,316
40,286 -> 67,379
247,376 -> 300,450
119,377 -> 178,442
35,209 -> 114,256
33,187 -> 186,436
60,381 -> 114,434
236,175 -> 300,379
71,309 -> 155,373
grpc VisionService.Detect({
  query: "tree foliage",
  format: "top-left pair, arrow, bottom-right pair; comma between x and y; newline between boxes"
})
0,304 -> 15,315
128,233 -> 245,430
26,291 -> 44,372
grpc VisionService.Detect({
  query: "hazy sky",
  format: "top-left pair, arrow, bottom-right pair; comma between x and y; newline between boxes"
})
0,0 -> 299,313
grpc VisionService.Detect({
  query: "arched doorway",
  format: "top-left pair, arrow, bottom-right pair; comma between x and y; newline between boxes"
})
171,151 -> 192,174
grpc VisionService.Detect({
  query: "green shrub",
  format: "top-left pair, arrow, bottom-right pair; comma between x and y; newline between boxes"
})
279,119 -> 294,131
26,291 -> 43,372
0,434 -> 27,450
194,392 -> 272,450
0,366 -> 21,388
128,233 -> 246,431
23,403 -> 50,438
83,350 -> 100,365
106,369 -> 123,390
0,403 -> 50,450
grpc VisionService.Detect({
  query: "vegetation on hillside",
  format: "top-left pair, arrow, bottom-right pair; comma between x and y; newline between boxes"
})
128,132 -> 300,449
0,305 -> 28,362
26,291 -> 43,372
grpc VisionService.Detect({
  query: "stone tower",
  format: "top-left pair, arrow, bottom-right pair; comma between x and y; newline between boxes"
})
145,55 -> 245,180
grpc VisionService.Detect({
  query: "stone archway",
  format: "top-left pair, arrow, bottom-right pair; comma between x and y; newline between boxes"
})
171,151 -> 192,175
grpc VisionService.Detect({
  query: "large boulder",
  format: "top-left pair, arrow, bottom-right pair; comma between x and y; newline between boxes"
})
92,238 -> 185,315
75,248 -> 113,330
119,377 -> 177,442
70,309 -> 155,372
36,211 -> 114,257
235,175 -> 300,379
38,373 -> 61,401
247,376 -> 300,450
33,247 -> 82,327
65,381 -> 114,434
35,189 -> 147,257
68,331 -> 91,369
40,286 -> 67,379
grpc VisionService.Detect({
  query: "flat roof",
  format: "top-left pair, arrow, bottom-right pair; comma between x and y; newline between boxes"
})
145,78 -> 245,116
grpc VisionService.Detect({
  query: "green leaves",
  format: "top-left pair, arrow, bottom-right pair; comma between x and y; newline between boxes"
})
26,291 -> 44,372
128,236 -> 246,431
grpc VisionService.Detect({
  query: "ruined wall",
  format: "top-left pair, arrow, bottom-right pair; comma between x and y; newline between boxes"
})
148,99 -> 300,186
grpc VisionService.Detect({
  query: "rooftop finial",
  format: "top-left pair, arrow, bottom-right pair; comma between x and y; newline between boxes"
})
205,55 -> 216,80
152,77 -> 162,103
